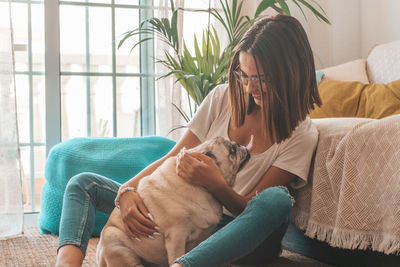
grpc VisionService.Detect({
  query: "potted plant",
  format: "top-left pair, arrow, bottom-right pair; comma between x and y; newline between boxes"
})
119,0 -> 330,124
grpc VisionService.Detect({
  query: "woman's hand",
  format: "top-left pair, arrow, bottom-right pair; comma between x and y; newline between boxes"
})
118,189 -> 158,240
176,151 -> 227,192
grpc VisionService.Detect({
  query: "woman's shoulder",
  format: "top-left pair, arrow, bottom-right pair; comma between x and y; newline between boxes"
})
297,117 -> 319,136
202,84 -> 229,111
280,117 -> 319,147
211,83 -> 229,100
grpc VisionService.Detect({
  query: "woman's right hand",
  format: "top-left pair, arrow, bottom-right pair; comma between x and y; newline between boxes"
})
118,189 -> 158,239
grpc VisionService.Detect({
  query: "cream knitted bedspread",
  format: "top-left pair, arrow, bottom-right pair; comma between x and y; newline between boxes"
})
291,115 -> 400,255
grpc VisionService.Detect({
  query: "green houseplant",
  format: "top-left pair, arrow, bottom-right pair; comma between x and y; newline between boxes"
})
119,0 -> 330,123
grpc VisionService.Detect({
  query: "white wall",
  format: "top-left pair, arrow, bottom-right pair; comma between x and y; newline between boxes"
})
361,0 -> 400,57
303,0 -> 362,68
243,0 -> 400,68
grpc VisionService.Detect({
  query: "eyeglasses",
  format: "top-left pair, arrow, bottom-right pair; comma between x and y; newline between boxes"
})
233,68 -> 268,91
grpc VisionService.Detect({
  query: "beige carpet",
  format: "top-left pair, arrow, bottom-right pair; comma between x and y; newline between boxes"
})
0,227 -> 331,267
0,227 -> 98,267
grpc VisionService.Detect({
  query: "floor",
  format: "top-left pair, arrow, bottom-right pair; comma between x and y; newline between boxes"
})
0,227 -> 332,267
235,250 -> 331,267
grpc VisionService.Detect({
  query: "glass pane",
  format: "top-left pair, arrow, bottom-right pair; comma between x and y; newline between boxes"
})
153,5 -> 172,75
0,3 -> 9,26
155,79 -> 187,138
34,146 -> 46,212
182,10 -> 209,55
60,5 -> 86,72
33,75 -> 45,143
20,146 -> 31,212
116,77 -> 141,137
32,3 -> 45,72
60,5 -> 112,73
11,3 -> 29,72
115,0 -> 139,5
64,0 -> 111,3
15,74 -> 30,144
115,8 -> 140,74
90,77 -> 113,137
89,7 -> 112,73
20,145 -> 47,212
61,75 -> 88,140
154,1 -> 171,9
184,0 -> 211,9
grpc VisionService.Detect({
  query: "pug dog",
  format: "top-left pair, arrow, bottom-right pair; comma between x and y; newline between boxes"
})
97,136 -> 252,267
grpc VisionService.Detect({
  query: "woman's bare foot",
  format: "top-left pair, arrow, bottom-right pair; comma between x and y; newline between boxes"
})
170,264 -> 183,267
55,245 -> 84,267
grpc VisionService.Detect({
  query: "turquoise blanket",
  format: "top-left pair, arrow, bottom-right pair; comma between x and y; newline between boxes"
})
38,136 -> 175,236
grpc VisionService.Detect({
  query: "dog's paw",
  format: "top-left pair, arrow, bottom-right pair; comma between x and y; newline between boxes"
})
179,146 -> 187,154
177,147 -> 190,165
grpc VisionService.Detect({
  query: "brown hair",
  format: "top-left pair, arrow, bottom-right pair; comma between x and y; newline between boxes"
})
228,14 -> 321,143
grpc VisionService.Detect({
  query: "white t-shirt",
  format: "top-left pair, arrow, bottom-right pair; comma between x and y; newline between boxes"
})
188,84 -> 319,199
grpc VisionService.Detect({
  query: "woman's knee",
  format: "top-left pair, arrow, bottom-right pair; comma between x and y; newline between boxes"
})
66,172 -> 96,193
249,186 -> 293,220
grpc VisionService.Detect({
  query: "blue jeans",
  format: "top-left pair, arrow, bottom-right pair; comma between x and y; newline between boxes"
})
59,173 -> 292,265
58,172 -> 120,255
175,186 -> 293,267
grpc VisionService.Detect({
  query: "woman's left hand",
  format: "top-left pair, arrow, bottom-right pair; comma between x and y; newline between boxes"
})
176,150 -> 226,192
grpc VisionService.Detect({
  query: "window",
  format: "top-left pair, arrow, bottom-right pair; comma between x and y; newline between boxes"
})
3,0 -> 46,213
4,0 -> 219,213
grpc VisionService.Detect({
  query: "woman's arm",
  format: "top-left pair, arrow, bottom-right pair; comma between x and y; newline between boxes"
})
177,152 -> 296,217
212,166 -> 297,216
120,129 -> 202,189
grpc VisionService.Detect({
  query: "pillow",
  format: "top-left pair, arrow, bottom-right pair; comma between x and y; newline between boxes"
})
367,40 -> 400,84
38,136 -> 176,236
310,79 -> 400,119
321,59 -> 369,84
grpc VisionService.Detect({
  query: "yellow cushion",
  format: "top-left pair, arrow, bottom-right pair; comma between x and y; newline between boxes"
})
310,79 -> 400,119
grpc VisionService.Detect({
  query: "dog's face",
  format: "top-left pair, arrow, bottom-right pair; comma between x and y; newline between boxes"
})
187,136 -> 250,186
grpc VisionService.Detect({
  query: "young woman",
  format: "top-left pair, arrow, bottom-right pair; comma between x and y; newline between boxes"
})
56,14 -> 321,267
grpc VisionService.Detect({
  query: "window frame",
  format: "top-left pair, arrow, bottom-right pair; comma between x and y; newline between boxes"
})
45,0 -> 157,157
6,0 -> 159,213
9,0 -> 219,214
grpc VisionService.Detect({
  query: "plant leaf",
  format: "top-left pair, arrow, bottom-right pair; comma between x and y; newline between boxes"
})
291,0 -> 307,21
171,103 -> 190,122
295,0 -> 331,24
277,0 -> 291,15
171,9 -> 179,50
309,0 -> 328,17
182,41 -> 198,73
255,0 -> 276,17
167,125 -> 188,135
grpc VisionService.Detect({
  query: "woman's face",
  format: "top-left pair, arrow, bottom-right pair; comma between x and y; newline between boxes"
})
237,51 -> 267,106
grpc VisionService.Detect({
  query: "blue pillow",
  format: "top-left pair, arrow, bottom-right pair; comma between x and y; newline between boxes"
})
38,136 -> 176,236
316,70 -> 325,86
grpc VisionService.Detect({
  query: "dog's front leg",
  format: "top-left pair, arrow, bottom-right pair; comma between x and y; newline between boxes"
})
164,227 -> 188,265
